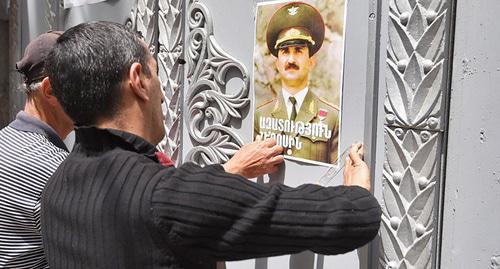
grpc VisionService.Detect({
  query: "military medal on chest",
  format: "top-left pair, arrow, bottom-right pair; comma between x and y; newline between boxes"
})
318,108 -> 328,122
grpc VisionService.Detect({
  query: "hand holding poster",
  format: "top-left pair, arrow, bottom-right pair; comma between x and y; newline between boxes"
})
253,0 -> 346,167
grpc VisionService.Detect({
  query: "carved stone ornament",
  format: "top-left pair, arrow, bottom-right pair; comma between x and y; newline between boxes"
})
382,0 -> 451,268
131,0 -> 184,165
385,0 -> 449,131
492,256 -> 500,269
133,0 -> 158,51
44,0 -> 57,30
131,0 -> 249,166
184,0 -> 250,166
381,127 -> 440,269
156,0 -> 184,164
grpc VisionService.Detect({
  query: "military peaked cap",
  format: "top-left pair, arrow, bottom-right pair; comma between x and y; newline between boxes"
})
266,2 -> 325,57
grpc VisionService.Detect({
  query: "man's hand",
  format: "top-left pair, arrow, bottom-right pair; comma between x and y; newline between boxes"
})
343,143 -> 371,191
223,138 -> 284,178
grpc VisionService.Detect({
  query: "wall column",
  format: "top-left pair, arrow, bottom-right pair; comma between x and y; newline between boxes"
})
380,0 -> 454,268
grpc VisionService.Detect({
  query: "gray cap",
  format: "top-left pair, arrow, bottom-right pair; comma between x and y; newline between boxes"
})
16,31 -> 63,84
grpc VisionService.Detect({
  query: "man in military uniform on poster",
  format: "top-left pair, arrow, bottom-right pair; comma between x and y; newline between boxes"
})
255,2 -> 340,165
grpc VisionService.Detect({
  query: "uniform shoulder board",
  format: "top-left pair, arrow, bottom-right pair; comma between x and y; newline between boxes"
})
256,98 -> 276,109
318,97 -> 339,111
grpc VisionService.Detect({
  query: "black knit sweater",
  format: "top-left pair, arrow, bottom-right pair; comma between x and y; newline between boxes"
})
41,127 -> 381,269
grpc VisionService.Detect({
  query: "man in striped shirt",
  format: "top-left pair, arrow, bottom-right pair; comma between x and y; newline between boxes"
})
0,32 -> 73,268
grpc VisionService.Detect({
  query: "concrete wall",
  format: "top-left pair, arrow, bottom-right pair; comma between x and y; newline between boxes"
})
440,0 -> 500,268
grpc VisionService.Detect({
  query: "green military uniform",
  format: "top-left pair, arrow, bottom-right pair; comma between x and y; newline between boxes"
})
254,90 -> 339,164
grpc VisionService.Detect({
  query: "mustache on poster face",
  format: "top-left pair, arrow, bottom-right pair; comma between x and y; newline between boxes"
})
285,63 -> 300,71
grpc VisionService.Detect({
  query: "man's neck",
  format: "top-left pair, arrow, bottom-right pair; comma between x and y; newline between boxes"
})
281,81 -> 308,95
24,100 -> 43,122
282,85 -> 307,96
23,100 -> 70,140
96,115 -> 155,146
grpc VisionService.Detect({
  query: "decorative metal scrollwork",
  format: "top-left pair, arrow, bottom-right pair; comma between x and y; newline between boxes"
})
184,1 -> 250,166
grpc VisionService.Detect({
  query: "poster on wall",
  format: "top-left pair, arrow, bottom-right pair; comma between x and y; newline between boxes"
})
253,0 -> 346,167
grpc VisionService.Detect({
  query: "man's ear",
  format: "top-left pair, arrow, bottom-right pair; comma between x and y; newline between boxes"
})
40,77 -> 58,106
129,62 -> 149,102
310,56 -> 316,69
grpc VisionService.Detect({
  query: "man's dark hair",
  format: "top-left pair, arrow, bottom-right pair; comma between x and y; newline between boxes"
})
45,21 -> 151,126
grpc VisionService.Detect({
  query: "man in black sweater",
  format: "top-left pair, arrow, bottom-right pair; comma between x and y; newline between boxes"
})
41,21 -> 381,269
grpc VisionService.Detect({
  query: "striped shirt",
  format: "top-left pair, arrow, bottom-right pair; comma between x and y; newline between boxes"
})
0,112 -> 68,268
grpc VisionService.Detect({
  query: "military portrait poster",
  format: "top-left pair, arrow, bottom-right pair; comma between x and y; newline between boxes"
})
253,0 -> 346,167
